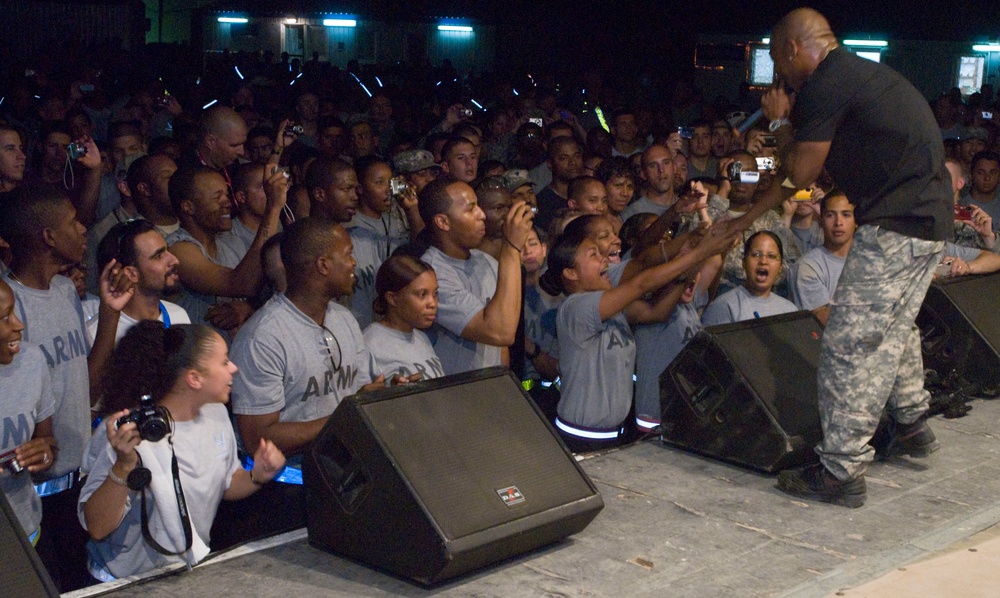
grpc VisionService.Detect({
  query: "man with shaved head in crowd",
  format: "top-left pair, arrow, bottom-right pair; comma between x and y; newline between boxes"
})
177,105 -> 248,193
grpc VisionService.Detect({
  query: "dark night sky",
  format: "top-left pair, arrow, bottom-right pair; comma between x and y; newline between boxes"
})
474,1 -> 1000,76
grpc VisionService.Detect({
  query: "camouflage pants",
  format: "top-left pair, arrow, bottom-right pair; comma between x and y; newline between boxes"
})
816,225 -> 943,481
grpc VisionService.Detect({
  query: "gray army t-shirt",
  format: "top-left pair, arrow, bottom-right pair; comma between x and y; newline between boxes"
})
6,275 -> 91,480
421,246 -> 501,375
230,293 -> 374,425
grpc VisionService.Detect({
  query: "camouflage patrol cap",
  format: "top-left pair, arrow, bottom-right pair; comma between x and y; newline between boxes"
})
501,169 -> 534,193
393,149 -> 441,174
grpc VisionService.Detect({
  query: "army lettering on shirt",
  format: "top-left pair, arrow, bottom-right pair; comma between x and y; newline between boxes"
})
363,323 -> 445,383
4,275 -> 91,480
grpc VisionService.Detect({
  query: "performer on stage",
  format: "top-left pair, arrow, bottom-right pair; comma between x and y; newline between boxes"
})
725,8 -> 952,507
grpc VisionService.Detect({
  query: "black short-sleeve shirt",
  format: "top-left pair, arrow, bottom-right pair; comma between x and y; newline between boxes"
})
793,47 -> 952,241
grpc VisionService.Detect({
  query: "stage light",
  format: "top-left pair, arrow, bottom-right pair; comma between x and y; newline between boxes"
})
438,25 -> 473,32
323,19 -> 356,27
218,17 -> 248,24
843,39 -> 888,48
973,44 -> 1000,53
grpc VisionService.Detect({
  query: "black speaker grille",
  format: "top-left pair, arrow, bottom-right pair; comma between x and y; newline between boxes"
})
934,274 -> 1000,357
709,313 -> 823,437
0,490 -> 58,597
360,375 -> 595,540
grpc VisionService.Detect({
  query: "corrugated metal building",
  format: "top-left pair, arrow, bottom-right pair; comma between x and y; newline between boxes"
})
195,2 -> 496,73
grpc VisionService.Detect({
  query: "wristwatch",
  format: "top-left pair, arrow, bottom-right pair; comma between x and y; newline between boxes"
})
768,118 -> 791,132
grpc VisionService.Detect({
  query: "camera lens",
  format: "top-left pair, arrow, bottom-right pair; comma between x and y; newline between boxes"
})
140,417 -> 170,443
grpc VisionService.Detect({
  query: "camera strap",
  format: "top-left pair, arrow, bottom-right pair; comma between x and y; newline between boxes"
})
138,438 -> 193,558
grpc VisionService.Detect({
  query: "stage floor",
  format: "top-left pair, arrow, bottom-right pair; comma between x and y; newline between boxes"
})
68,395 -> 1000,598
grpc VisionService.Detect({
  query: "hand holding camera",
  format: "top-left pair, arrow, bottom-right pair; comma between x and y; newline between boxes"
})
391,177 -> 419,212
503,200 -> 536,252
68,136 -> 102,170
1,437 -> 56,476
263,165 -> 291,212
115,395 -> 171,443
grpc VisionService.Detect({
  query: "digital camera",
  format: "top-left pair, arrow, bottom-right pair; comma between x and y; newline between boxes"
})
677,127 -> 694,139
459,107 -> 473,118
726,161 -> 759,184
67,142 -> 88,160
285,123 -> 305,136
955,205 -> 973,221
116,394 -> 170,442
390,176 -> 410,195
0,449 -> 24,475
755,156 -> 777,171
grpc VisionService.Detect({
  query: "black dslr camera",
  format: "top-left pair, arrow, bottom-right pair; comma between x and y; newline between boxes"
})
116,394 -> 170,442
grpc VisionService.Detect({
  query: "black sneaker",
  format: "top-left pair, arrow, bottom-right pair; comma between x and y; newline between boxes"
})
882,419 -> 940,459
776,463 -> 867,508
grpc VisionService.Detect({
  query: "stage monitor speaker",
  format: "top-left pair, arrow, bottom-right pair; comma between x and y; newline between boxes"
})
304,366 -> 604,586
659,311 -> 824,473
0,488 -> 59,598
917,272 -> 1000,390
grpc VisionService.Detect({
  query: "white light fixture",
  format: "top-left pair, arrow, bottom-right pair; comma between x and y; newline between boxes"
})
973,44 -> 1000,52
217,17 -> 248,24
438,25 -> 473,33
323,19 -> 357,27
285,18 -> 298,24
843,39 -> 888,48
761,37 -> 770,44
856,51 -> 882,63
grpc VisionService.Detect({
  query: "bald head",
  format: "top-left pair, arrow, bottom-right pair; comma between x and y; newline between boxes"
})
771,8 -> 839,90
773,8 -> 835,49
199,106 -> 248,168
200,106 -> 244,138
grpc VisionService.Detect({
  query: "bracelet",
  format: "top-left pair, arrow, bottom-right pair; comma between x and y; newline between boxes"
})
527,343 -> 542,360
503,235 -> 524,253
249,469 -> 268,486
107,467 -> 129,487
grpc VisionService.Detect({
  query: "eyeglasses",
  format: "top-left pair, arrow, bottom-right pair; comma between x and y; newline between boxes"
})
320,325 -> 342,373
748,251 -> 781,261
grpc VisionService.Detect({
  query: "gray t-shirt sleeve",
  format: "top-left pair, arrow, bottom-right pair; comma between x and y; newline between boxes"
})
230,333 -> 288,416
433,268 -> 487,338
793,258 -> 832,311
700,295 -> 733,327
943,241 -> 980,262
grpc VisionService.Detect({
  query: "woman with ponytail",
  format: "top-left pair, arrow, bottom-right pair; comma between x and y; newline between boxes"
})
539,222 -> 736,452
78,321 -> 285,581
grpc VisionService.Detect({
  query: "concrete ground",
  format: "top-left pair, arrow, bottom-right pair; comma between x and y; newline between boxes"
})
68,395 -> 1000,598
